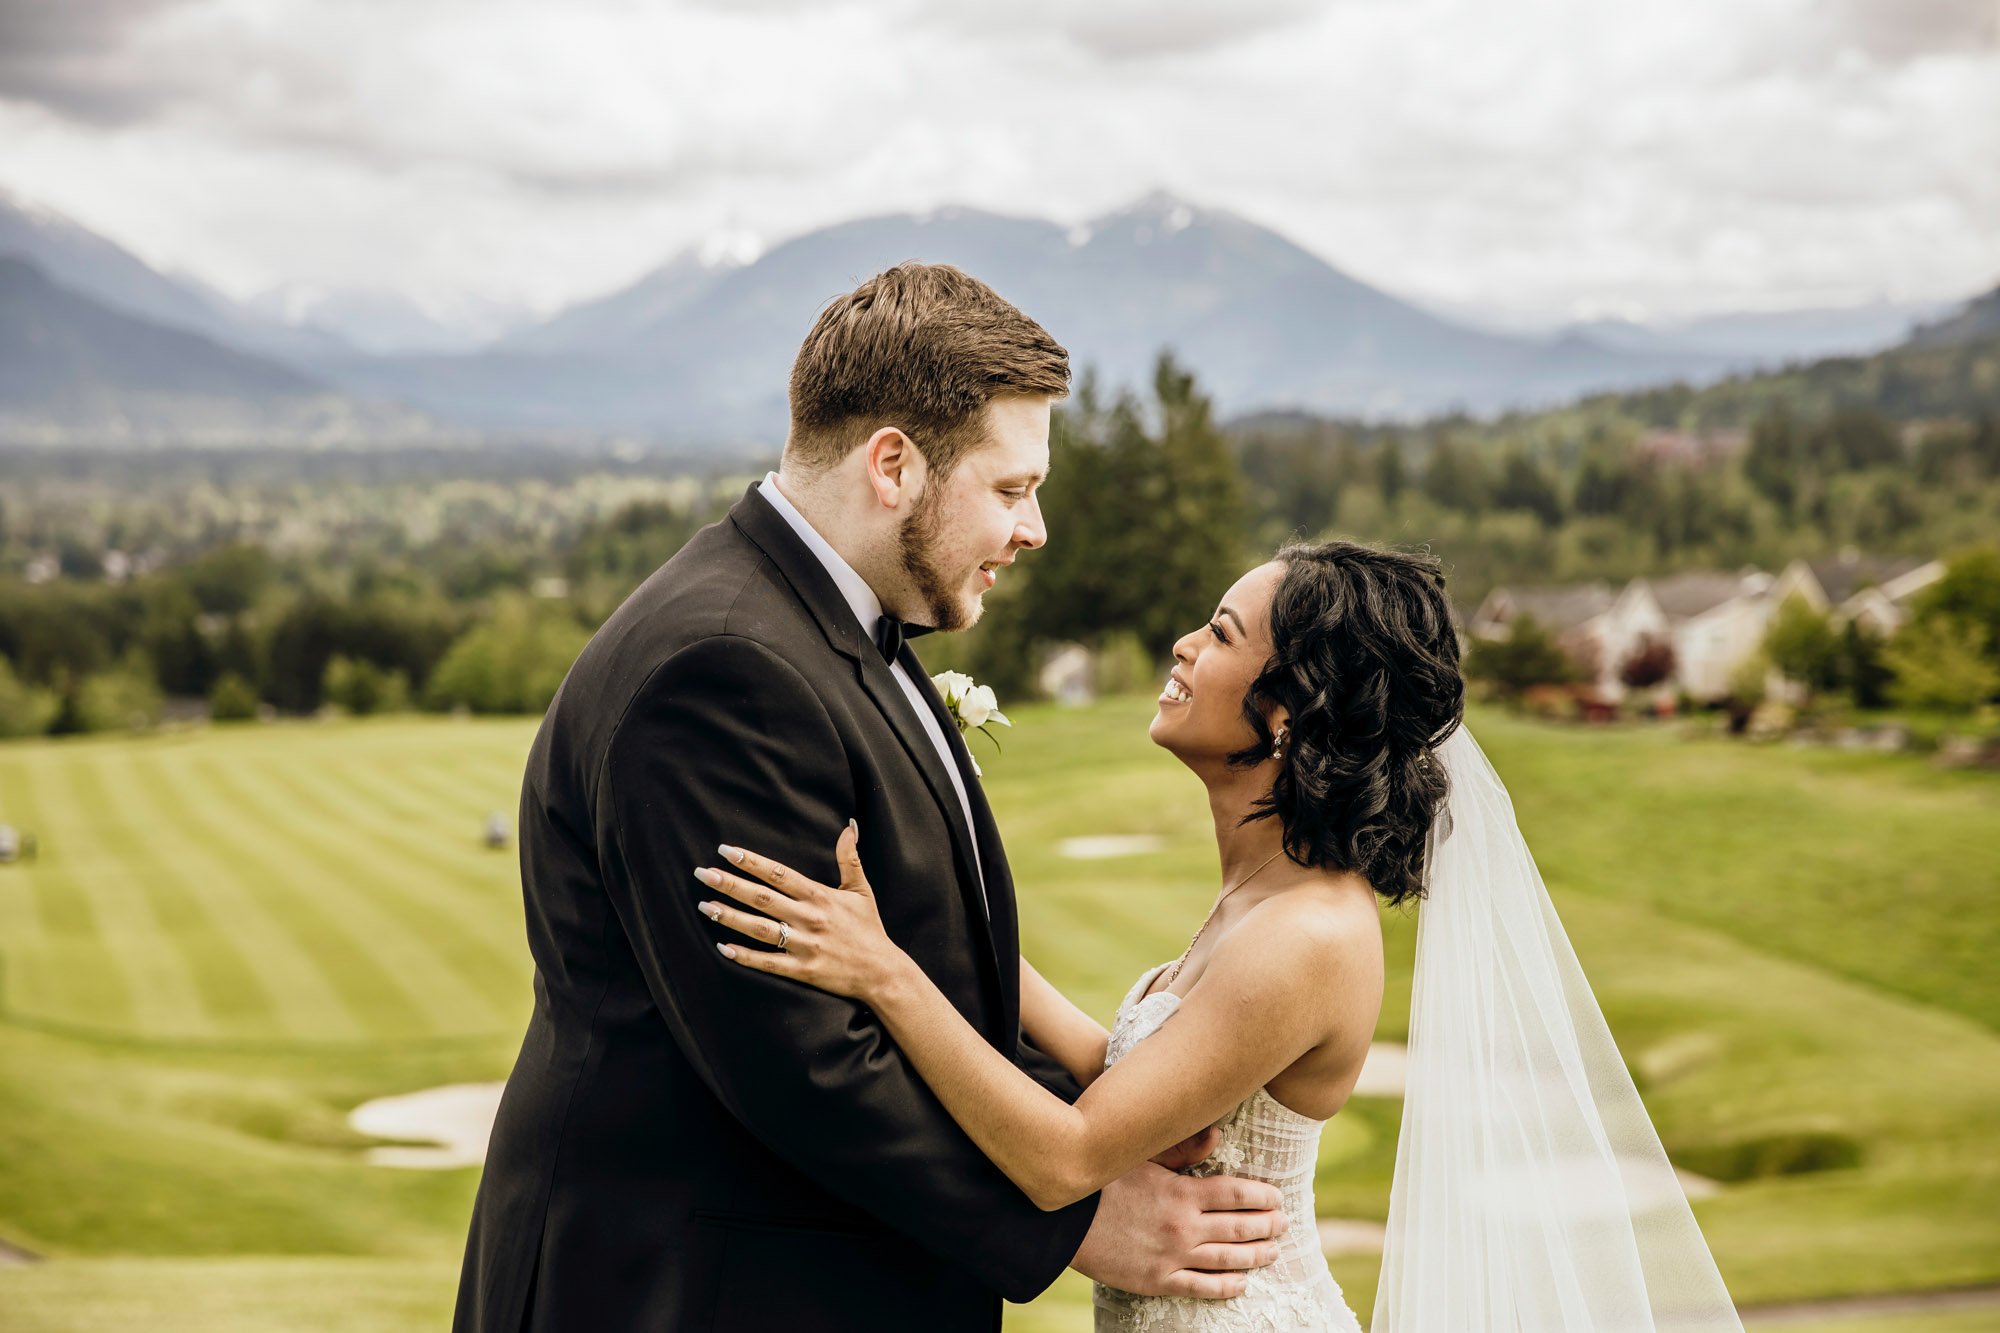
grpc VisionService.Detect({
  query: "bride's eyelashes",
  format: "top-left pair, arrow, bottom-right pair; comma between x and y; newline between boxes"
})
1209,621 -> 1228,644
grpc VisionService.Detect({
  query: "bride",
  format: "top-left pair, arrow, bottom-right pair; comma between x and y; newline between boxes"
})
696,541 -> 1744,1332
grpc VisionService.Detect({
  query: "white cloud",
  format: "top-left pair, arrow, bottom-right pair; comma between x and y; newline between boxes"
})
0,0 -> 1992,328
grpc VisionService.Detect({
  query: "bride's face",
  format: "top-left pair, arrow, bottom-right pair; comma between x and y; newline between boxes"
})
1149,561 -> 1285,763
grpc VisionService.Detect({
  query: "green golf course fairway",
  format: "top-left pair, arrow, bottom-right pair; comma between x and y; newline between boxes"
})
0,699 -> 1996,1330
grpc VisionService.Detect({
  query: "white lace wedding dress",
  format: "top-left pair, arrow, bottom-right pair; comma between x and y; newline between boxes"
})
1092,964 -> 1364,1333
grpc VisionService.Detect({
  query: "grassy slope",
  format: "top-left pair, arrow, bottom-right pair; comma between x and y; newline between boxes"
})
0,720 -> 536,1043
1000,701 -> 2000,1330
0,704 -> 1995,1331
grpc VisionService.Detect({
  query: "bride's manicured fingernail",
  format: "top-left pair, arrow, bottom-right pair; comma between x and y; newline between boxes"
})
718,844 -> 742,863
693,867 -> 720,886
848,818 -> 858,834
717,943 -> 737,959
699,901 -> 721,921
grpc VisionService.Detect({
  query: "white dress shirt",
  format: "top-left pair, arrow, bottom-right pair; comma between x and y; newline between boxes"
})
757,474 -> 988,913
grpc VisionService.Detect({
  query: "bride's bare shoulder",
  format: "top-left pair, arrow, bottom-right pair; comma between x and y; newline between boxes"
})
1204,876 -> 1384,1003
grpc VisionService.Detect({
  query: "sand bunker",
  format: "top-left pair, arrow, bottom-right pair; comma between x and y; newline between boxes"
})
1058,834 -> 1168,859
349,1082 -> 504,1169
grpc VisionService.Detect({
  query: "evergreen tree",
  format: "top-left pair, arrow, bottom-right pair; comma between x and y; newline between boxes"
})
1463,615 -> 1578,698
1422,434 -> 1488,512
1763,595 -> 1841,698
1745,409 -> 1805,515
1015,353 -> 1247,663
1378,436 -> 1407,503
1493,449 -> 1563,527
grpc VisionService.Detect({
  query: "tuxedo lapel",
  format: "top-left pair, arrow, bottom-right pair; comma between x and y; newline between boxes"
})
905,658 -> 1022,1041
854,647 -> 1006,1028
728,486 -> 1007,1037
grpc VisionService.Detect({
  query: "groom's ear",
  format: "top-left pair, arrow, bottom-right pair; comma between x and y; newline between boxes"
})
862,426 -> 925,510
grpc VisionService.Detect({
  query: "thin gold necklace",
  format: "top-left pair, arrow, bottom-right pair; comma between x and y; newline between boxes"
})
1161,847 -> 1288,989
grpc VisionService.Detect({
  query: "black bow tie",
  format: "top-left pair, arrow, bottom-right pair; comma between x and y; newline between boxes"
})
875,614 -> 934,663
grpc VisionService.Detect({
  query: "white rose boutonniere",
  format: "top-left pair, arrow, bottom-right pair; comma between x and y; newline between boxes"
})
931,670 -> 1011,775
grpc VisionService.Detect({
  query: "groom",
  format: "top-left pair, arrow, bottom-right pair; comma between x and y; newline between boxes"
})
454,263 -> 1288,1332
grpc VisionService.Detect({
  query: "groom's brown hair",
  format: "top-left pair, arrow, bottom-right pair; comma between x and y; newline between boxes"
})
785,262 -> 1069,476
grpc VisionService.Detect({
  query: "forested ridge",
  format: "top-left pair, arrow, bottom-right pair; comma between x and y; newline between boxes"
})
2,314 -> 1997,733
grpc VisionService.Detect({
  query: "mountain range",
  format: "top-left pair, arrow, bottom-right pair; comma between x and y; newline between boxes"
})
0,190 -> 1989,448
0,253 -> 437,445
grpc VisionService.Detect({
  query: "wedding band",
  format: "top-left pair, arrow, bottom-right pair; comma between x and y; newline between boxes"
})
776,921 -> 791,951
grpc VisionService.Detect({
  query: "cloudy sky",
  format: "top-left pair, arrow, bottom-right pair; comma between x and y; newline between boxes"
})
1,0 -> 1996,333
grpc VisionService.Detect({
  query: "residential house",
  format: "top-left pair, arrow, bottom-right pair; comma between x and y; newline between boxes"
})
1648,570 -> 1775,701
1468,580 -> 1669,700
1790,551 -> 1943,637
1473,550 -> 1943,704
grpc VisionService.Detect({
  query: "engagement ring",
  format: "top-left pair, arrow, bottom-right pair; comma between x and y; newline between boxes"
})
776,922 -> 791,951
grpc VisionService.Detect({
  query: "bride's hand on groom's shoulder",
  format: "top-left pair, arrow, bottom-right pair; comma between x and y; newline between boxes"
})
694,823 -> 914,1002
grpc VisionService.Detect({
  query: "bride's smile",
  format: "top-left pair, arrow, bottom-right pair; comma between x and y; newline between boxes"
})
1148,562 -> 1285,771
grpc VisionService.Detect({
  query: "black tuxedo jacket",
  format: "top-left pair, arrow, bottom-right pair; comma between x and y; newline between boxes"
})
453,485 -> 1099,1333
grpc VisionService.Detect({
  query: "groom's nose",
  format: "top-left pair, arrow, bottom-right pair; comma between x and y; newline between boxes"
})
1013,494 -> 1047,549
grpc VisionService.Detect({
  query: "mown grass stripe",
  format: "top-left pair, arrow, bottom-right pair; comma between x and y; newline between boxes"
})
344,757 -> 518,849
71,755 -> 276,1037
300,755 -> 521,904
0,754 -> 134,1030
119,752 -> 364,1041
397,754 -> 523,821
251,758 -> 527,985
196,759 -> 513,1036
147,756 -> 430,1040
23,746 -> 208,1038
249,746 -> 523,921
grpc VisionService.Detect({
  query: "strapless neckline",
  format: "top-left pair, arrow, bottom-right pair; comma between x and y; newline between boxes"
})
1092,962 -> 1362,1331
1123,963 -> 1319,1126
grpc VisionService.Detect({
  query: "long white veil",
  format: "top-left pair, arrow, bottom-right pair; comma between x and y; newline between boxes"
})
1373,727 -> 1744,1332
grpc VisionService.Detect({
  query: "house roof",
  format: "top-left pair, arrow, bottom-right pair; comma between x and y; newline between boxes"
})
1484,582 -> 1616,632
1645,571 -> 1757,619
1808,553 -> 1930,607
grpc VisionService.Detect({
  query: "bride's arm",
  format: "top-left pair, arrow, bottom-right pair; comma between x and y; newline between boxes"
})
1019,956 -> 1110,1088
698,833 -> 1359,1211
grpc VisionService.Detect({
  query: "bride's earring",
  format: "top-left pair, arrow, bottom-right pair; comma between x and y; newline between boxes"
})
1271,725 -> 1288,760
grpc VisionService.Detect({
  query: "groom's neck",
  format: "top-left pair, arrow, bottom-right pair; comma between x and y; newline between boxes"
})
773,465 -> 899,607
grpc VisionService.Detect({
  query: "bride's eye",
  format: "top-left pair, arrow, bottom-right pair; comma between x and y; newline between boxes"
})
1209,621 -> 1227,643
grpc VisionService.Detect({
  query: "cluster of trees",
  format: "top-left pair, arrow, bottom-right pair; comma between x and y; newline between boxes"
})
0,489 -> 724,737
1458,545 -> 2000,721
5,320 -> 1996,735
1232,304 -> 2000,607
1757,547 -> 2000,714
1232,404 -> 1998,610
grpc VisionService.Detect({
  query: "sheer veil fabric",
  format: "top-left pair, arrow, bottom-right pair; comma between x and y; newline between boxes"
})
1374,727 -> 1745,1332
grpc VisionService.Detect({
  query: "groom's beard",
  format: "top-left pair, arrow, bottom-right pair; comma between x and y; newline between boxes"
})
898,480 -> 972,632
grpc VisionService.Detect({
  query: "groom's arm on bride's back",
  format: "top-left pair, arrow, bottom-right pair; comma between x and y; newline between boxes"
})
599,635 -> 1095,1301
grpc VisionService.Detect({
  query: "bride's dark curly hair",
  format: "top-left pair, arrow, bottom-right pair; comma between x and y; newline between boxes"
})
1230,542 -> 1465,905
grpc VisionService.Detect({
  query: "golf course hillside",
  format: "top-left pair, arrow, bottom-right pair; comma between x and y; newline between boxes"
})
0,720 -> 534,1044
0,700 -> 1996,1333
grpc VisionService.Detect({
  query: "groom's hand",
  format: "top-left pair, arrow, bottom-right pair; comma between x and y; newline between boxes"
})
1068,1160 -> 1289,1299
1151,1125 -> 1222,1171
